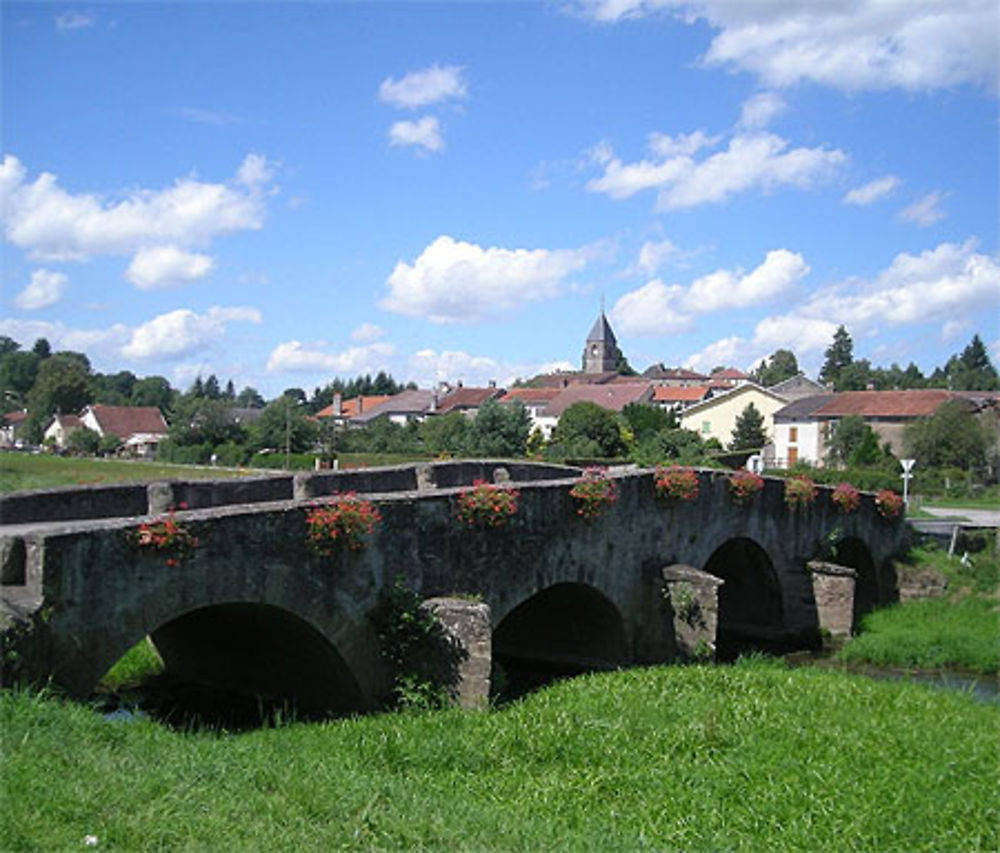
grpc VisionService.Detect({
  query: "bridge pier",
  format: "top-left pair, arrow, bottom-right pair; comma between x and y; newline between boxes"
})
807,561 -> 858,638
422,598 -> 492,709
662,564 -> 723,661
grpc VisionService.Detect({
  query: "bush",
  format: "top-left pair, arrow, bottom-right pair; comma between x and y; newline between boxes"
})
784,476 -> 817,510
569,467 -> 618,520
727,470 -> 764,505
454,481 -> 519,528
653,466 -> 699,501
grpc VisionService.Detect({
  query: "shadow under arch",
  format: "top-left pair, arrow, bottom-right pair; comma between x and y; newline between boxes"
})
145,602 -> 366,720
703,537 -> 784,661
833,536 -> 897,629
492,582 -> 627,700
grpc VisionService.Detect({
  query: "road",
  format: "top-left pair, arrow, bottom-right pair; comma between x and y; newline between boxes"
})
920,506 -> 1000,527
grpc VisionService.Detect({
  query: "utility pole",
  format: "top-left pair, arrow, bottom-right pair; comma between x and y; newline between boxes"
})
900,458 -> 915,511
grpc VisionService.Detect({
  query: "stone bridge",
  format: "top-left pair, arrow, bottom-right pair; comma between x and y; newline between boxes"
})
0,461 -> 907,710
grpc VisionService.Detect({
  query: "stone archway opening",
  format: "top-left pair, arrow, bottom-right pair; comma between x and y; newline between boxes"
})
704,537 -> 784,661
491,582 -> 627,701
834,536 -> 896,629
115,602 -> 368,727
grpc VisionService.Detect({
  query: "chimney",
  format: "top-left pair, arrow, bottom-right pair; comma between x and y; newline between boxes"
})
357,396 -> 363,414
332,393 -> 342,417
489,380 -> 496,388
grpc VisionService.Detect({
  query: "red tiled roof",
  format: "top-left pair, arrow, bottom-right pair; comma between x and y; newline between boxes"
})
86,405 -> 167,439
543,383 -> 653,416
711,367 -> 750,380
812,390 -> 963,418
500,387 -> 562,404
652,385 -> 712,403
2,410 -> 28,425
436,386 -> 504,414
315,395 -> 391,419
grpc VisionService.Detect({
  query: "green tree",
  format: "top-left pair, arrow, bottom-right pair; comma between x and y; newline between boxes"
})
27,353 -> 92,420
836,359 -> 873,392
0,349 -> 40,403
729,402 -> 767,451
903,400 -> 992,471
819,325 -> 853,388
468,399 -> 531,457
622,403 -> 676,441
248,395 -> 317,456
551,402 -> 626,458
131,376 -> 174,412
67,426 -> 101,456
235,386 -> 266,409
752,349 -> 799,387
632,427 -> 706,466
945,335 -> 998,391
420,411 -> 471,455
169,397 -> 246,447
31,338 -> 51,359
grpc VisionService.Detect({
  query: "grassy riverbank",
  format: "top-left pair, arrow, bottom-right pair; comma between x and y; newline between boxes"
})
838,544 -> 999,674
3,659 -> 997,851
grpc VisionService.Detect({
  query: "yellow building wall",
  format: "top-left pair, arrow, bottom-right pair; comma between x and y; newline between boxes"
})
679,387 -> 787,447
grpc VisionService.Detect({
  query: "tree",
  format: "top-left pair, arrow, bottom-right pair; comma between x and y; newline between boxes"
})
751,349 -> 799,387
836,358 -> 872,392
825,415 -> 888,467
224,379 -> 236,400
27,353 -> 92,420
31,338 -> 51,359
729,402 -> 767,451
819,325 -> 853,387
468,399 -> 531,457
622,402 -> 676,441
235,386 -> 265,409
203,374 -> 222,400
551,402 -> 627,458
131,376 -> 174,412
247,396 -> 317,457
169,397 -> 246,447
903,400 -> 992,471
632,427 -> 706,467
420,412 -> 471,455
67,426 -> 101,456
945,334 -> 999,391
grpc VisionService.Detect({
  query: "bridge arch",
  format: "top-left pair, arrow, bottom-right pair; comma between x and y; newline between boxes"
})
491,582 -> 627,696
703,537 -> 783,660
146,602 -> 366,714
832,536 -> 897,629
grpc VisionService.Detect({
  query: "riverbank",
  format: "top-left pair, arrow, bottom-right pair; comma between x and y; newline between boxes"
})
3,658 -> 997,851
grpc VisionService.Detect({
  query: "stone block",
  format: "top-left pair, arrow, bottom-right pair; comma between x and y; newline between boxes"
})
422,597 -> 492,710
662,564 -> 723,661
807,560 -> 857,637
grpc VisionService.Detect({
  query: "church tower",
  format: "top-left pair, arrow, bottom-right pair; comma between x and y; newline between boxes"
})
581,310 -> 622,373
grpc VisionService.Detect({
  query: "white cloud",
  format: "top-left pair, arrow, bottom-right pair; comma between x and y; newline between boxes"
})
122,306 -> 262,360
738,92 -> 786,129
899,191 -> 946,227
683,335 -> 748,373
575,1 -> 998,92
55,11 -> 94,31
634,238 -> 683,275
406,349 -> 574,388
688,238 -> 1000,372
0,152 -> 275,262
378,64 -> 467,109
587,131 -> 845,209
843,175 -> 901,206
381,235 -> 589,323
611,280 -> 691,336
266,340 -> 395,374
647,131 -> 718,158
388,117 -> 444,153
351,322 -> 386,342
124,246 -> 215,290
0,317 -> 131,361
611,248 -> 809,335
15,269 -> 68,310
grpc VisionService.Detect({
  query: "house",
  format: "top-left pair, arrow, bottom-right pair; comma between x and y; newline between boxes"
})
43,414 -> 84,449
767,373 -> 827,402
0,410 -> 28,448
536,382 -> 653,439
499,387 -> 562,435
770,394 -> 836,468
315,394 -> 391,427
809,390 -> 972,457
349,389 -> 437,426
710,367 -> 751,388
679,383 -> 790,449
80,404 -> 169,457
651,385 -> 714,413
434,384 -> 505,418
641,365 -> 709,386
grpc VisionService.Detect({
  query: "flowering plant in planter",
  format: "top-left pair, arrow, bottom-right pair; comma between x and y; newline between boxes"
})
784,476 -> 817,511
875,489 -> 904,519
654,466 -> 699,502
569,467 -> 618,520
305,493 -> 382,554
830,482 -> 861,515
129,504 -> 199,567
455,480 -> 519,528
727,470 -> 764,505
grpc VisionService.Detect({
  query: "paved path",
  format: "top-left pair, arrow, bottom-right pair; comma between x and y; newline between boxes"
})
920,506 -> 1000,527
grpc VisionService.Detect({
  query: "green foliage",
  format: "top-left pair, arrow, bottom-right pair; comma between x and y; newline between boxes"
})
419,411 -> 471,455
825,415 -> 893,467
728,402 -> 767,451
66,426 -> 101,456
622,402 -> 675,440
26,353 -> 92,421
904,400 -> 993,471
551,402 -> 627,458
168,397 -> 246,448
97,639 -> 164,690
941,334 -> 999,391
819,324 -> 853,387
130,376 -> 174,411
751,348 -> 798,387
369,576 -> 462,710
247,396 -> 317,455
468,399 -> 530,457
633,427 -> 707,467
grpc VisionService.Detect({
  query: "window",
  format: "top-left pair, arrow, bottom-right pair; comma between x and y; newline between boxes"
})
701,420 -> 711,434
789,426 -> 798,443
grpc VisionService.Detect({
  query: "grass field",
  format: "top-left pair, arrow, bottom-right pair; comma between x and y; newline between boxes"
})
3,659 -> 997,851
0,451 -> 437,494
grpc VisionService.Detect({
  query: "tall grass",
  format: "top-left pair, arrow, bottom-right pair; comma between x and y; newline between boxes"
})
2,660 -> 997,851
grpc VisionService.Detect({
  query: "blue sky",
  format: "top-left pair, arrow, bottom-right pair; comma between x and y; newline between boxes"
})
3,1 -> 998,397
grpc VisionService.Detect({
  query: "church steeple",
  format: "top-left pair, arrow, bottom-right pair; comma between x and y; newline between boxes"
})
582,310 -> 622,373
